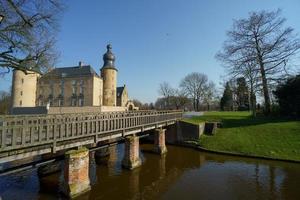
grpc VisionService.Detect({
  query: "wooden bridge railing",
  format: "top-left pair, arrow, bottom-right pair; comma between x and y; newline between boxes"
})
0,110 -> 182,154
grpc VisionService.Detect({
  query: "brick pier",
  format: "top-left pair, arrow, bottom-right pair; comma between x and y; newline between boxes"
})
153,129 -> 167,155
122,135 -> 142,169
62,147 -> 91,198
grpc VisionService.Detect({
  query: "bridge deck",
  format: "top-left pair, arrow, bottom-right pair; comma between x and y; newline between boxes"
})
0,110 -> 182,163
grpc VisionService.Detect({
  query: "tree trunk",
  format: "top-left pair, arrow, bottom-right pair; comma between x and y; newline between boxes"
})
193,98 -> 196,111
259,63 -> 271,115
250,91 -> 256,117
255,37 -> 271,115
249,79 -> 256,117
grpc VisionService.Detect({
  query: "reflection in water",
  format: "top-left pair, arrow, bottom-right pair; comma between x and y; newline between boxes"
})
89,151 -> 97,185
128,166 -> 140,199
0,144 -> 300,200
159,154 -> 166,178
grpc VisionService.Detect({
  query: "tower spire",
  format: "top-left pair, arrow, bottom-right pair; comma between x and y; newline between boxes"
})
102,44 -> 116,69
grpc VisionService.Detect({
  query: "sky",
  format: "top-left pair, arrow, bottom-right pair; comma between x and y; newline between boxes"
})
1,0 -> 300,103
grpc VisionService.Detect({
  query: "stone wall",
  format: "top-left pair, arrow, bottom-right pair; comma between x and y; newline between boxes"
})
165,121 -> 205,143
165,124 -> 178,144
92,76 -> 102,106
100,106 -> 127,112
11,106 -> 127,115
48,106 -> 127,114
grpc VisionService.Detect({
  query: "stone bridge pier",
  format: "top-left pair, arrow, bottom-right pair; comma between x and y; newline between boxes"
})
62,147 -> 91,198
153,129 -> 167,155
122,135 -> 142,169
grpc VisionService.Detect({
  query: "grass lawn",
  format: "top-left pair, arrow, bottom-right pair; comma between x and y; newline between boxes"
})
184,111 -> 300,161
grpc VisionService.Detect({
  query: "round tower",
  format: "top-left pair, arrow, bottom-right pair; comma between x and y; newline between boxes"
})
11,69 -> 39,108
101,44 -> 118,106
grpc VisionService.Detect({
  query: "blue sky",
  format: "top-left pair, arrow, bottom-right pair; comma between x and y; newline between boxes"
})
1,0 -> 300,103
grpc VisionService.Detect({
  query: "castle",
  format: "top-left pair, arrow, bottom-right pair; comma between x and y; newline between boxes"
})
11,44 -> 137,114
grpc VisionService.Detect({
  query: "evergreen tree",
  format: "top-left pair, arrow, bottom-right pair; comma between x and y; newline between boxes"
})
220,82 -> 233,111
236,77 -> 250,111
273,75 -> 300,117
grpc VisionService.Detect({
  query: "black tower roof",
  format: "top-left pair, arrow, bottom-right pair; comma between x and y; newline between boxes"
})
101,44 -> 117,71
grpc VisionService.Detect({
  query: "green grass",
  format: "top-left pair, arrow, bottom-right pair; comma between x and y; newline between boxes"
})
184,111 -> 300,161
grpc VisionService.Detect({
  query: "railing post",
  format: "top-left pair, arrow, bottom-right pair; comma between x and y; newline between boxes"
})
1,127 -> 5,150
11,128 -> 16,147
21,120 -> 26,146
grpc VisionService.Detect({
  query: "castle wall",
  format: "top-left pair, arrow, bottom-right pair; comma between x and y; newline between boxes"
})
10,106 -> 127,115
37,75 -> 97,107
117,87 -> 129,107
121,88 -> 128,107
47,106 -> 127,114
84,77 -> 94,106
11,70 -> 38,108
92,76 -> 103,106
102,69 -> 117,106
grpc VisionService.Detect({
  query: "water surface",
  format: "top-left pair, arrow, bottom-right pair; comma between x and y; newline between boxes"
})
1,144 -> 300,200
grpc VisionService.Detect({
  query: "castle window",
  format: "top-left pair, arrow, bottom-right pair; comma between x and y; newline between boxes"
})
60,79 -> 64,96
72,80 -> 77,95
20,91 -> 23,96
19,100 -> 22,106
71,98 -> 77,106
58,99 -> 64,106
21,78 -> 24,84
49,81 -> 54,96
79,80 -> 84,95
48,92 -> 54,106
79,98 -> 84,107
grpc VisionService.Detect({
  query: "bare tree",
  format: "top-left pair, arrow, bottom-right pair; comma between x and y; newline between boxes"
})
0,0 -> 64,75
155,89 -> 190,110
154,97 -> 167,110
244,61 -> 260,116
180,72 -> 208,111
0,90 -> 11,114
170,89 -> 190,110
216,9 -> 300,115
158,82 -> 174,109
203,81 -> 216,111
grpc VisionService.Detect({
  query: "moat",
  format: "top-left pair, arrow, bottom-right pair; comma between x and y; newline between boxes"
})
1,144 -> 300,200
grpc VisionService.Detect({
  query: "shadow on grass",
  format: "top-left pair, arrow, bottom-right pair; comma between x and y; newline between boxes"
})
193,114 -> 298,128
222,116 -> 298,128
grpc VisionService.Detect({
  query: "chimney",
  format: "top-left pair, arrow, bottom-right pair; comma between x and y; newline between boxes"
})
79,61 -> 83,67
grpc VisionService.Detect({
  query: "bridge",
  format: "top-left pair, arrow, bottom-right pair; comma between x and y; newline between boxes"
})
0,110 -> 182,198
